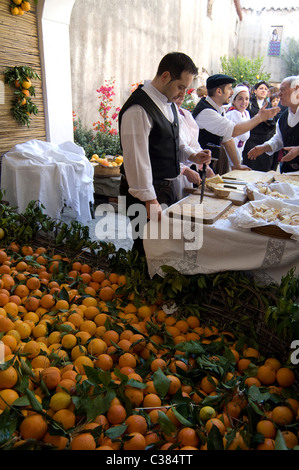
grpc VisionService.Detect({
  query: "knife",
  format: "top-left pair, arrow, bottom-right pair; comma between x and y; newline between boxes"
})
200,163 -> 206,204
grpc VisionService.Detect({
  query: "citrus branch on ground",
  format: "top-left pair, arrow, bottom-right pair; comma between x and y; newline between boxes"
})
0,243 -> 298,450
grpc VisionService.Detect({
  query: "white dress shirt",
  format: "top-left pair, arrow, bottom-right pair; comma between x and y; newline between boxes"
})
265,105 -> 299,155
226,109 -> 250,164
120,82 -> 196,201
194,96 -> 235,143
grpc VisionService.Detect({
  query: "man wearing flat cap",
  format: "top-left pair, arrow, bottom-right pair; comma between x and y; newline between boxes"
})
192,74 -> 280,172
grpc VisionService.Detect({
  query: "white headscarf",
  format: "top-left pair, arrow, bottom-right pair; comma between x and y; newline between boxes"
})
231,85 -> 250,104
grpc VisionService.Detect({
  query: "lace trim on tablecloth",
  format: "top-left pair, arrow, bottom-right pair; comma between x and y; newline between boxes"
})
261,238 -> 286,268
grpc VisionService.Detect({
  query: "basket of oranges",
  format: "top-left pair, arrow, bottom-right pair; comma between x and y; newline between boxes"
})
91,154 -> 123,176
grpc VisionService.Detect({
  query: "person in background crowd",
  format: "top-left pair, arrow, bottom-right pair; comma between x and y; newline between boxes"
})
226,85 -> 250,168
248,76 -> 299,174
196,85 -> 207,100
192,74 -> 280,173
269,92 -> 282,171
242,80 -> 277,172
118,52 -> 211,255
174,94 -> 214,199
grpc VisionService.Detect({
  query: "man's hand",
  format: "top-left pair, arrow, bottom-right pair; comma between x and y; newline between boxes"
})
231,164 -> 252,171
190,149 -> 211,165
258,103 -> 280,122
145,199 -> 162,221
247,144 -> 270,160
206,166 -> 215,178
183,167 -> 201,185
280,146 -> 299,162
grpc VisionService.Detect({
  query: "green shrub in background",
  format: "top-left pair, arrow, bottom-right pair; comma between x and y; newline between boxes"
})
282,37 -> 299,76
73,117 -> 122,160
220,55 -> 271,86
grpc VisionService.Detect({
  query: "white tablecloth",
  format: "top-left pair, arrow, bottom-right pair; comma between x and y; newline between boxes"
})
143,211 -> 299,285
1,140 -> 94,224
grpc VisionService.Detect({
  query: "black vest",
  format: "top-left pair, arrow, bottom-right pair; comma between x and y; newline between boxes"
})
118,86 -> 180,180
279,108 -> 299,169
192,97 -> 223,152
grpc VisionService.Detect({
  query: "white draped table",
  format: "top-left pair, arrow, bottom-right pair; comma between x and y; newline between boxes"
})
143,208 -> 299,285
1,140 -> 94,224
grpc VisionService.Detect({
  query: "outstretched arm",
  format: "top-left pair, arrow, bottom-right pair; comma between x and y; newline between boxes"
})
232,104 -> 280,138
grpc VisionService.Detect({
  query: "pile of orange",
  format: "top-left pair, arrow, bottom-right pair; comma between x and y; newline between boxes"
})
11,0 -> 31,16
0,243 -> 298,450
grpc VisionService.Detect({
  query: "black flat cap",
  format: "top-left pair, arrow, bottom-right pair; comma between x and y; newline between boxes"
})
206,74 -> 236,89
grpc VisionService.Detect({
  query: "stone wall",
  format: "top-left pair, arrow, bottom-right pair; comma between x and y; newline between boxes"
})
238,6 -> 299,85
69,0 -> 239,131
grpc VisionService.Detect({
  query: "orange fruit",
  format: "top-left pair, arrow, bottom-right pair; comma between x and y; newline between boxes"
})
125,386 -> 144,407
0,389 -> 19,409
0,316 -> 14,332
237,358 -> 251,374
177,427 -> 200,447
125,414 -> 148,435
257,365 -> 276,385
244,377 -> 261,388
94,354 -> 114,371
142,393 -> 161,408
40,367 -> 61,390
19,413 -> 48,440
276,368 -> 295,388
107,404 -> 126,425
118,352 -> 136,369
264,357 -> 281,372
123,432 -> 146,450
166,375 -> 181,395
43,432 -> 68,450
52,409 -> 76,430
99,286 -> 115,301
205,418 -> 225,436
272,406 -> 293,426
281,430 -> 298,449
200,375 -> 218,394
0,366 -> 18,389
22,340 -> 41,358
71,433 -> 96,450
256,419 -> 277,439
103,329 -> 120,346
256,438 -> 275,450
150,357 -> 167,372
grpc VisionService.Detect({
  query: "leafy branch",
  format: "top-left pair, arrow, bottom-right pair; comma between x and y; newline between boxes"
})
3,65 -> 41,127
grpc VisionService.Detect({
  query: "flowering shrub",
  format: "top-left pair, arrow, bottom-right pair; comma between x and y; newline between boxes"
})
131,81 -> 143,93
93,78 -> 120,135
182,88 -> 197,112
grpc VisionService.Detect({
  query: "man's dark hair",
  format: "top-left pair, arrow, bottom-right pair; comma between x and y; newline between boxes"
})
156,52 -> 198,80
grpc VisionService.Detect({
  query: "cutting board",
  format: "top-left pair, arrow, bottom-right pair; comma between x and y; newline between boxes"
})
167,195 -> 232,224
221,170 -> 275,184
184,187 -> 247,206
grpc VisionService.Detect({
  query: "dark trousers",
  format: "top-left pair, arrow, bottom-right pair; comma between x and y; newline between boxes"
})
119,176 -> 177,256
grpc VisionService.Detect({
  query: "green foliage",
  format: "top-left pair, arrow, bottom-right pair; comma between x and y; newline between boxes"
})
73,117 -> 121,160
282,37 -> 299,76
220,55 -> 271,86
3,66 -> 41,127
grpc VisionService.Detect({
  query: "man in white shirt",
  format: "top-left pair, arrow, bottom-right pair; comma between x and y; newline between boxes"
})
192,74 -> 280,172
119,52 -> 211,254
247,76 -> 299,173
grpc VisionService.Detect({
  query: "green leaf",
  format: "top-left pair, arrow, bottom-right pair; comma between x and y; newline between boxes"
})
170,405 -> 194,426
157,411 -> 176,436
275,430 -> 289,450
207,424 -> 224,450
105,424 -> 127,439
153,368 -> 170,398
0,408 -> 19,447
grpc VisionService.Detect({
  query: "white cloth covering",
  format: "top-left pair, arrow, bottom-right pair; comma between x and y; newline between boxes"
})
143,210 -> 299,285
1,140 -> 94,224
